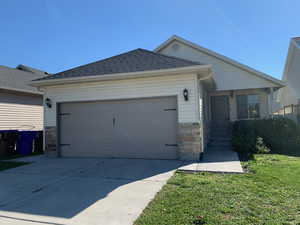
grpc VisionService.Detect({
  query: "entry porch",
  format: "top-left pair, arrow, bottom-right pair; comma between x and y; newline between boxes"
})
201,88 -> 274,151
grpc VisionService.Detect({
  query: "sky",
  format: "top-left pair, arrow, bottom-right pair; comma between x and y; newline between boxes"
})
0,0 -> 299,79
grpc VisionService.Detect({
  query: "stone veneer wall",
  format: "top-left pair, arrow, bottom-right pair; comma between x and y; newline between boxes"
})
45,126 -> 58,157
178,122 -> 202,160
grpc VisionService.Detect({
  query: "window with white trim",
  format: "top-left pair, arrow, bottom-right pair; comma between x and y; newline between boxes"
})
237,94 -> 260,119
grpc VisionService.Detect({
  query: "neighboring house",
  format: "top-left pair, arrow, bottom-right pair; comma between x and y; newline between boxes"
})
0,64 -> 47,131
275,37 -> 300,111
31,35 -> 284,160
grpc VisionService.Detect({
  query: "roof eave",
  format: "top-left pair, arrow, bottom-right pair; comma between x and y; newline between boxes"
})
30,65 -> 212,87
0,86 -> 43,95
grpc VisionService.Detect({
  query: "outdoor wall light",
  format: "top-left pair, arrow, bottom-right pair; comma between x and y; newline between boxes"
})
45,98 -> 52,108
183,88 -> 189,101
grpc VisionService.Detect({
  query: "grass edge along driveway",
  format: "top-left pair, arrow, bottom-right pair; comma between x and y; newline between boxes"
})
0,161 -> 30,171
135,154 -> 300,225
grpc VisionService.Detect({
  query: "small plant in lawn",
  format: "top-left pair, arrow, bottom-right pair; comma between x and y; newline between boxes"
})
255,137 -> 270,154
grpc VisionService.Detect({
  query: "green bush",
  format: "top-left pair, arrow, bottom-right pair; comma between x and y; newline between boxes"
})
231,118 -> 300,157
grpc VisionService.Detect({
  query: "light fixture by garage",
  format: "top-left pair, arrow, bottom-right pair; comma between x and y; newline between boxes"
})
45,98 -> 52,108
183,89 -> 189,101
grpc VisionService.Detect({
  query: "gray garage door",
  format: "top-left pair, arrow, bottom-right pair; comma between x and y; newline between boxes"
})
58,97 -> 178,159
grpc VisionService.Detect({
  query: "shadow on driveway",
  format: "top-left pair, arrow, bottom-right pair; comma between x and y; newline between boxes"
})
0,157 -> 186,221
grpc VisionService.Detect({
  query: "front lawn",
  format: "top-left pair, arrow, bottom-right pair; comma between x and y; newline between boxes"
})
0,161 -> 29,171
135,154 -> 300,225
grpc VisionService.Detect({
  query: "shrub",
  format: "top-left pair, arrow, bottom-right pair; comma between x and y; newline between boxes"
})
255,137 -> 270,154
232,120 -> 256,156
231,118 -> 300,157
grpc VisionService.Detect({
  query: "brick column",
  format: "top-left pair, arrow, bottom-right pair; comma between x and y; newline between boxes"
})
45,126 -> 58,157
178,122 -> 202,161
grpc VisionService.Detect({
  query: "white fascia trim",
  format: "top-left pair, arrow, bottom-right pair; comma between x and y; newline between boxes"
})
30,65 -> 212,87
155,35 -> 285,87
0,86 -> 43,95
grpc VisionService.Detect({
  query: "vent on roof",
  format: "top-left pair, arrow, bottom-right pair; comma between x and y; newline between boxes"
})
16,65 -> 33,73
172,43 -> 180,51
17,67 -> 25,71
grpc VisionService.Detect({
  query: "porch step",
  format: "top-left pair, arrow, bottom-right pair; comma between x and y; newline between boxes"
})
210,137 -> 232,142
206,146 -> 232,151
208,120 -> 233,151
210,132 -> 231,138
210,123 -> 231,128
210,125 -> 231,129
209,141 -> 231,147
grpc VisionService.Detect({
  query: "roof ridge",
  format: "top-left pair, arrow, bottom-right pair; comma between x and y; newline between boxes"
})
36,47 -> 206,82
55,48 -> 201,76
54,48 -> 142,75
136,48 -> 201,65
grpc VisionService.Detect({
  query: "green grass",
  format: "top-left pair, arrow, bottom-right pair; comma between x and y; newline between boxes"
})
0,152 -> 43,160
0,161 -> 30,171
135,154 -> 300,225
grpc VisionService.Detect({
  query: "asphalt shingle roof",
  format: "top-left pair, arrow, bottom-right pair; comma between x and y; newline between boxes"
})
0,65 -> 47,93
35,48 -> 203,81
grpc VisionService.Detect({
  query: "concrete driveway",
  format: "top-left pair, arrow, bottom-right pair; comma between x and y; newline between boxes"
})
0,156 -> 183,225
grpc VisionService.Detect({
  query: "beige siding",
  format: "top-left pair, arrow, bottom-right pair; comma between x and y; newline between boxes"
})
44,74 -> 200,126
0,102 -> 43,130
277,43 -> 300,108
283,44 -> 300,97
159,41 -> 278,91
0,91 -> 43,131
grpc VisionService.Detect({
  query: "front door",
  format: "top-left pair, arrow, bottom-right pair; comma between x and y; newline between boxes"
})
211,95 -> 230,123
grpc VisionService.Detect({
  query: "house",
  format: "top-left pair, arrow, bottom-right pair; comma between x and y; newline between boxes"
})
0,64 -> 47,131
31,35 -> 284,160
275,37 -> 300,110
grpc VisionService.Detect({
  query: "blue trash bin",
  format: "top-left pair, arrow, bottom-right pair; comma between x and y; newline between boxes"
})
17,131 -> 38,155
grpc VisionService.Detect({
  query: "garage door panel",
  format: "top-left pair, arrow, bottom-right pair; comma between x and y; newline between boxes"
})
58,97 -> 178,159
112,100 -> 177,159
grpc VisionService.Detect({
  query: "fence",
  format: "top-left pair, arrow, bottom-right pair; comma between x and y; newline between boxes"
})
273,104 -> 300,126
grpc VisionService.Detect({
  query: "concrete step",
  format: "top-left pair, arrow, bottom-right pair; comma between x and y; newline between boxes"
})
206,146 -> 232,151
210,139 -> 231,144
210,133 -> 231,138
210,130 -> 232,136
210,125 -> 231,130
210,124 -> 231,129
210,125 -> 231,129
211,127 -> 231,131
210,137 -> 232,142
209,142 -> 231,147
